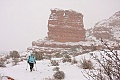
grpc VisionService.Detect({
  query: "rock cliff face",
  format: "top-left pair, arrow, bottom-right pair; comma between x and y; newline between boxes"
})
93,11 -> 120,41
47,9 -> 86,42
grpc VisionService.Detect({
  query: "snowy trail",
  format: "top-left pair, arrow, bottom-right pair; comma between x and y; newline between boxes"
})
0,60 -> 54,80
0,59 -> 87,80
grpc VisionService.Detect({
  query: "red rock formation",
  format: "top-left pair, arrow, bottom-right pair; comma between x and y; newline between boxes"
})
93,27 -> 112,39
28,10 -> 120,55
48,9 -> 86,42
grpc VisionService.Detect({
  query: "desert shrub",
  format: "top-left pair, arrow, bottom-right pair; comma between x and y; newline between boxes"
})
62,54 -> 71,63
12,58 -> 19,66
53,71 -> 65,80
53,67 -> 60,71
6,61 -> 10,64
51,60 -> 59,66
63,54 -> 71,58
62,58 -> 71,63
33,51 -> 44,60
44,54 -> 52,60
71,58 -> 78,64
10,50 -> 20,59
53,52 -> 62,58
83,39 -> 120,80
5,55 -> 10,59
79,58 -> 94,69
42,69 -> 65,80
0,58 -> 6,67
84,51 -> 120,80
42,67 -> 65,80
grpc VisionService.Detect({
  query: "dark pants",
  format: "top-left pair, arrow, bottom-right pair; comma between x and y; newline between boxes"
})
29,63 -> 34,71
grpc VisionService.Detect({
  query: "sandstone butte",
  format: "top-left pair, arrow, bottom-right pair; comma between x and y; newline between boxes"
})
29,9 -> 95,54
29,9 -> 120,53
47,8 -> 86,42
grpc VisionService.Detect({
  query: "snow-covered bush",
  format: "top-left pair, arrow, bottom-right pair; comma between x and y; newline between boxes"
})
53,71 -> 65,80
79,58 -> 94,69
63,54 -> 71,58
0,58 -> 6,67
50,60 -> 59,66
12,58 -> 19,66
5,54 -> 10,59
53,67 -> 60,71
62,54 -> 71,63
62,58 -> 71,63
6,60 -> 10,64
71,58 -> 78,64
42,67 -> 65,80
53,52 -> 62,58
83,39 -> 120,80
33,51 -> 44,60
10,50 -> 20,59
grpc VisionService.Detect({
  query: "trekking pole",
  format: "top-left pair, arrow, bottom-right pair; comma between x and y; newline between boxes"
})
35,63 -> 37,71
26,63 -> 28,70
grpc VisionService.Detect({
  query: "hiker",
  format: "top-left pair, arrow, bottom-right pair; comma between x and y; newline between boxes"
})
27,51 -> 36,72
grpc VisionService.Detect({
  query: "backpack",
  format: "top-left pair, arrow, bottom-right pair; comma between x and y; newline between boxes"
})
28,55 -> 35,63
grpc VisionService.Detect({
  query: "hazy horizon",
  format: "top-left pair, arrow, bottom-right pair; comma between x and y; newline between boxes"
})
0,0 -> 120,52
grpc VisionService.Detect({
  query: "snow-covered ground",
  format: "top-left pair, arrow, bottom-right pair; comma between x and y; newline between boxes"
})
0,50 -> 119,80
0,60 -> 86,80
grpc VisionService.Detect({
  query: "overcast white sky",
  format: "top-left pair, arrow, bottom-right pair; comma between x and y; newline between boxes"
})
0,0 -> 120,52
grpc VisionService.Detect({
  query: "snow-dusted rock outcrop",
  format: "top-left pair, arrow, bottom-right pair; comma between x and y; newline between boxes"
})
93,11 -> 120,41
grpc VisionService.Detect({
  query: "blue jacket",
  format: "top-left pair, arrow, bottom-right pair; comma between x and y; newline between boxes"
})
27,54 -> 36,63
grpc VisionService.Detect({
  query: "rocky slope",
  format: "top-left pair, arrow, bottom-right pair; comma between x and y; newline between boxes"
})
93,11 -> 120,42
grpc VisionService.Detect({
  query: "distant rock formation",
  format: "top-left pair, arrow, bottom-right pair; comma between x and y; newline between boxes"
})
28,10 -> 120,54
47,8 -> 86,42
28,9 -> 88,54
93,11 -> 120,42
